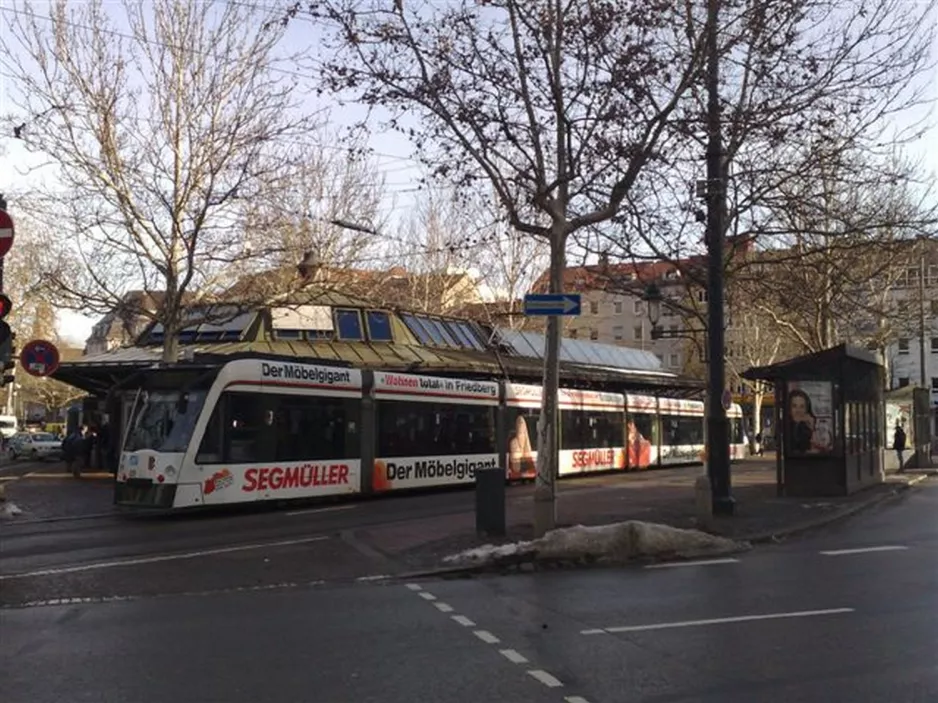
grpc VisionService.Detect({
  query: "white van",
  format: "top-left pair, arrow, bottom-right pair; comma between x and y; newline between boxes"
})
0,415 -> 18,440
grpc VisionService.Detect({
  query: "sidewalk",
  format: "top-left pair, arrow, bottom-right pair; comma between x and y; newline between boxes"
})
356,461 -> 933,572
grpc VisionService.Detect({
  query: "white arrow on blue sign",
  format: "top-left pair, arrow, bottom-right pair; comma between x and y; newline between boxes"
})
523,293 -> 582,316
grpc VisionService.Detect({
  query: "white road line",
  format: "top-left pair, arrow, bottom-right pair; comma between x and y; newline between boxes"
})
581,608 -> 855,634
499,648 -> 529,664
452,615 -> 475,627
473,629 -> 500,644
565,697 -> 592,703
356,574 -> 391,582
0,536 -> 331,580
645,558 -> 740,569
527,670 -> 563,688
405,583 -> 423,591
418,591 -> 437,601
434,602 -> 454,613
820,545 -> 909,556
285,504 -> 358,517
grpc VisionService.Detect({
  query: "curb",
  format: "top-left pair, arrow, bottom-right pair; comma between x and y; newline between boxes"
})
21,472 -> 114,480
736,475 -> 931,545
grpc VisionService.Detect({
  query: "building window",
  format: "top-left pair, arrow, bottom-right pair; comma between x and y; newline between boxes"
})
697,290 -> 708,303
932,378 -> 938,392
898,338 -> 910,355
655,353 -> 664,364
365,311 -> 394,342
614,300 -> 623,315
589,301 -> 599,315
669,353 -> 680,367
898,377 -> 910,388
931,337 -> 938,353
633,325 -> 643,341
669,324 -> 678,333
589,328 -> 599,341
334,309 -> 364,341
932,300 -> 938,316
633,300 -> 642,315
613,326 -> 624,341
929,265 -> 938,286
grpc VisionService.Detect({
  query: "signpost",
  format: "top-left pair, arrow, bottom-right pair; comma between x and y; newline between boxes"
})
20,339 -> 61,378
523,293 -> 582,316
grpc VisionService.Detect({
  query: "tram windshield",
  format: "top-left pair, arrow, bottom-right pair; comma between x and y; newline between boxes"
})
124,390 -> 207,453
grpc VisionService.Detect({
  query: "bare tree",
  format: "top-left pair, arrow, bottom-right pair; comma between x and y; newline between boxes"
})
1,0 -> 323,362
389,184 -> 481,315
296,0 -> 709,534
581,0 -> 936,305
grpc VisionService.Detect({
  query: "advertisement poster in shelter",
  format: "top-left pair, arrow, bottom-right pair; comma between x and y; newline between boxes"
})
786,381 -> 835,455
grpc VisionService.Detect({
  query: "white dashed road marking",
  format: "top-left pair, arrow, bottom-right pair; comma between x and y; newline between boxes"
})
820,545 -> 909,556
499,648 -> 529,664
473,629 -> 500,644
527,669 -> 564,688
406,585 -> 590,702
645,558 -> 740,569
581,607 -> 855,634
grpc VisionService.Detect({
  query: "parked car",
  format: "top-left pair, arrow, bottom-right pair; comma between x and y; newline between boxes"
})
8,432 -> 62,461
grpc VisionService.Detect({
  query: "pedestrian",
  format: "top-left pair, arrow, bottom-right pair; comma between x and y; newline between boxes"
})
893,423 -> 907,468
62,427 -> 83,478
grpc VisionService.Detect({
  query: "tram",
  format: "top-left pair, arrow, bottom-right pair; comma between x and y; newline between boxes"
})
116,358 -> 747,509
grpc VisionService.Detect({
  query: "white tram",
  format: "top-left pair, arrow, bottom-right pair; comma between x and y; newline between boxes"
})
116,358 -> 747,509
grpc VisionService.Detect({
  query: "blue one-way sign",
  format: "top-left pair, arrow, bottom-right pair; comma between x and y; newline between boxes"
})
523,293 -> 582,316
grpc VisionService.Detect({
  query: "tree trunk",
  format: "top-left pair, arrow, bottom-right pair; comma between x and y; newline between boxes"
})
533,226 -> 565,537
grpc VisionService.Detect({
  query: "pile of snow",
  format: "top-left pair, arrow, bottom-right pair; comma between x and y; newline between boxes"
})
443,521 -> 747,568
1,500 -> 23,518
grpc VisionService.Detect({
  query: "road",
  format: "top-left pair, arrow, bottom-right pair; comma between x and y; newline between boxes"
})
1,477 -> 934,702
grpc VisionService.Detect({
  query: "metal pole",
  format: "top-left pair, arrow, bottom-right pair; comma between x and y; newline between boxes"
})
0,193 -> 6,293
919,243 -> 927,388
705,0 -> 734,515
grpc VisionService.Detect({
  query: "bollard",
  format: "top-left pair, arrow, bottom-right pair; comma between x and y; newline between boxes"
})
695,473 -> 713,530
475,466 -> 506,537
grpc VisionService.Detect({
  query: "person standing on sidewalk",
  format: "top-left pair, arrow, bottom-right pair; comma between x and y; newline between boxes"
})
893,423 -> 907,469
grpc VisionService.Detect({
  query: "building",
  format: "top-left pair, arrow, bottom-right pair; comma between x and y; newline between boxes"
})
84,291 -> 172,356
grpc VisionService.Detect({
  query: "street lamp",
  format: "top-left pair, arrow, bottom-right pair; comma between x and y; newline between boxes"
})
643,282 -> 663,327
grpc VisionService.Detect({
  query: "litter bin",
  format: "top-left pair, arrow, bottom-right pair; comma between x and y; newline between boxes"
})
475,465 -> 506,537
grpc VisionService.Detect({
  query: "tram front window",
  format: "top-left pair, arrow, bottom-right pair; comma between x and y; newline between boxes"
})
125,391 -> 207,453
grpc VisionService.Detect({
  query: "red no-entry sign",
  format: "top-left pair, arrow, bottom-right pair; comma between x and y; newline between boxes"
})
0,210 -> 14,259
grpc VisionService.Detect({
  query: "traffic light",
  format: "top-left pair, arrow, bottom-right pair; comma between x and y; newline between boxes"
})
0,322 -> 14,387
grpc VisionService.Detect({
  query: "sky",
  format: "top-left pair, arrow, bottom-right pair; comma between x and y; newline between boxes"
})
0,0 -> 936,348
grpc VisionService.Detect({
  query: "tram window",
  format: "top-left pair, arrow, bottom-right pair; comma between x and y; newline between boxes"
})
560,409 -> 624,449
334,309 -> 364,341
272,395 -> 360,461
225,392 -> 276,463
630,412 -> 658,445
660,414 -> 704,446
376,401 -> 496,458
728,417 -> 744,444
366,311 -> 394,342
197,392 -> 361,465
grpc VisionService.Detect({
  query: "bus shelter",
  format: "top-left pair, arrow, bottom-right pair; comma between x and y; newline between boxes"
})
743,344 -> 885,497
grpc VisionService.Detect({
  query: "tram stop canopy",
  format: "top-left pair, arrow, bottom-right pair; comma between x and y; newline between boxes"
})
743,343 -> 886,497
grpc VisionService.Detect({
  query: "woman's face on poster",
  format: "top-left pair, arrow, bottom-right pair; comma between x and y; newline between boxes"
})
790,394 -> 808,420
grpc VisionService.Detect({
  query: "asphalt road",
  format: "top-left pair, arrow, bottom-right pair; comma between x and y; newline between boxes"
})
0,464 -> 772,605
1,478 -> 934,702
